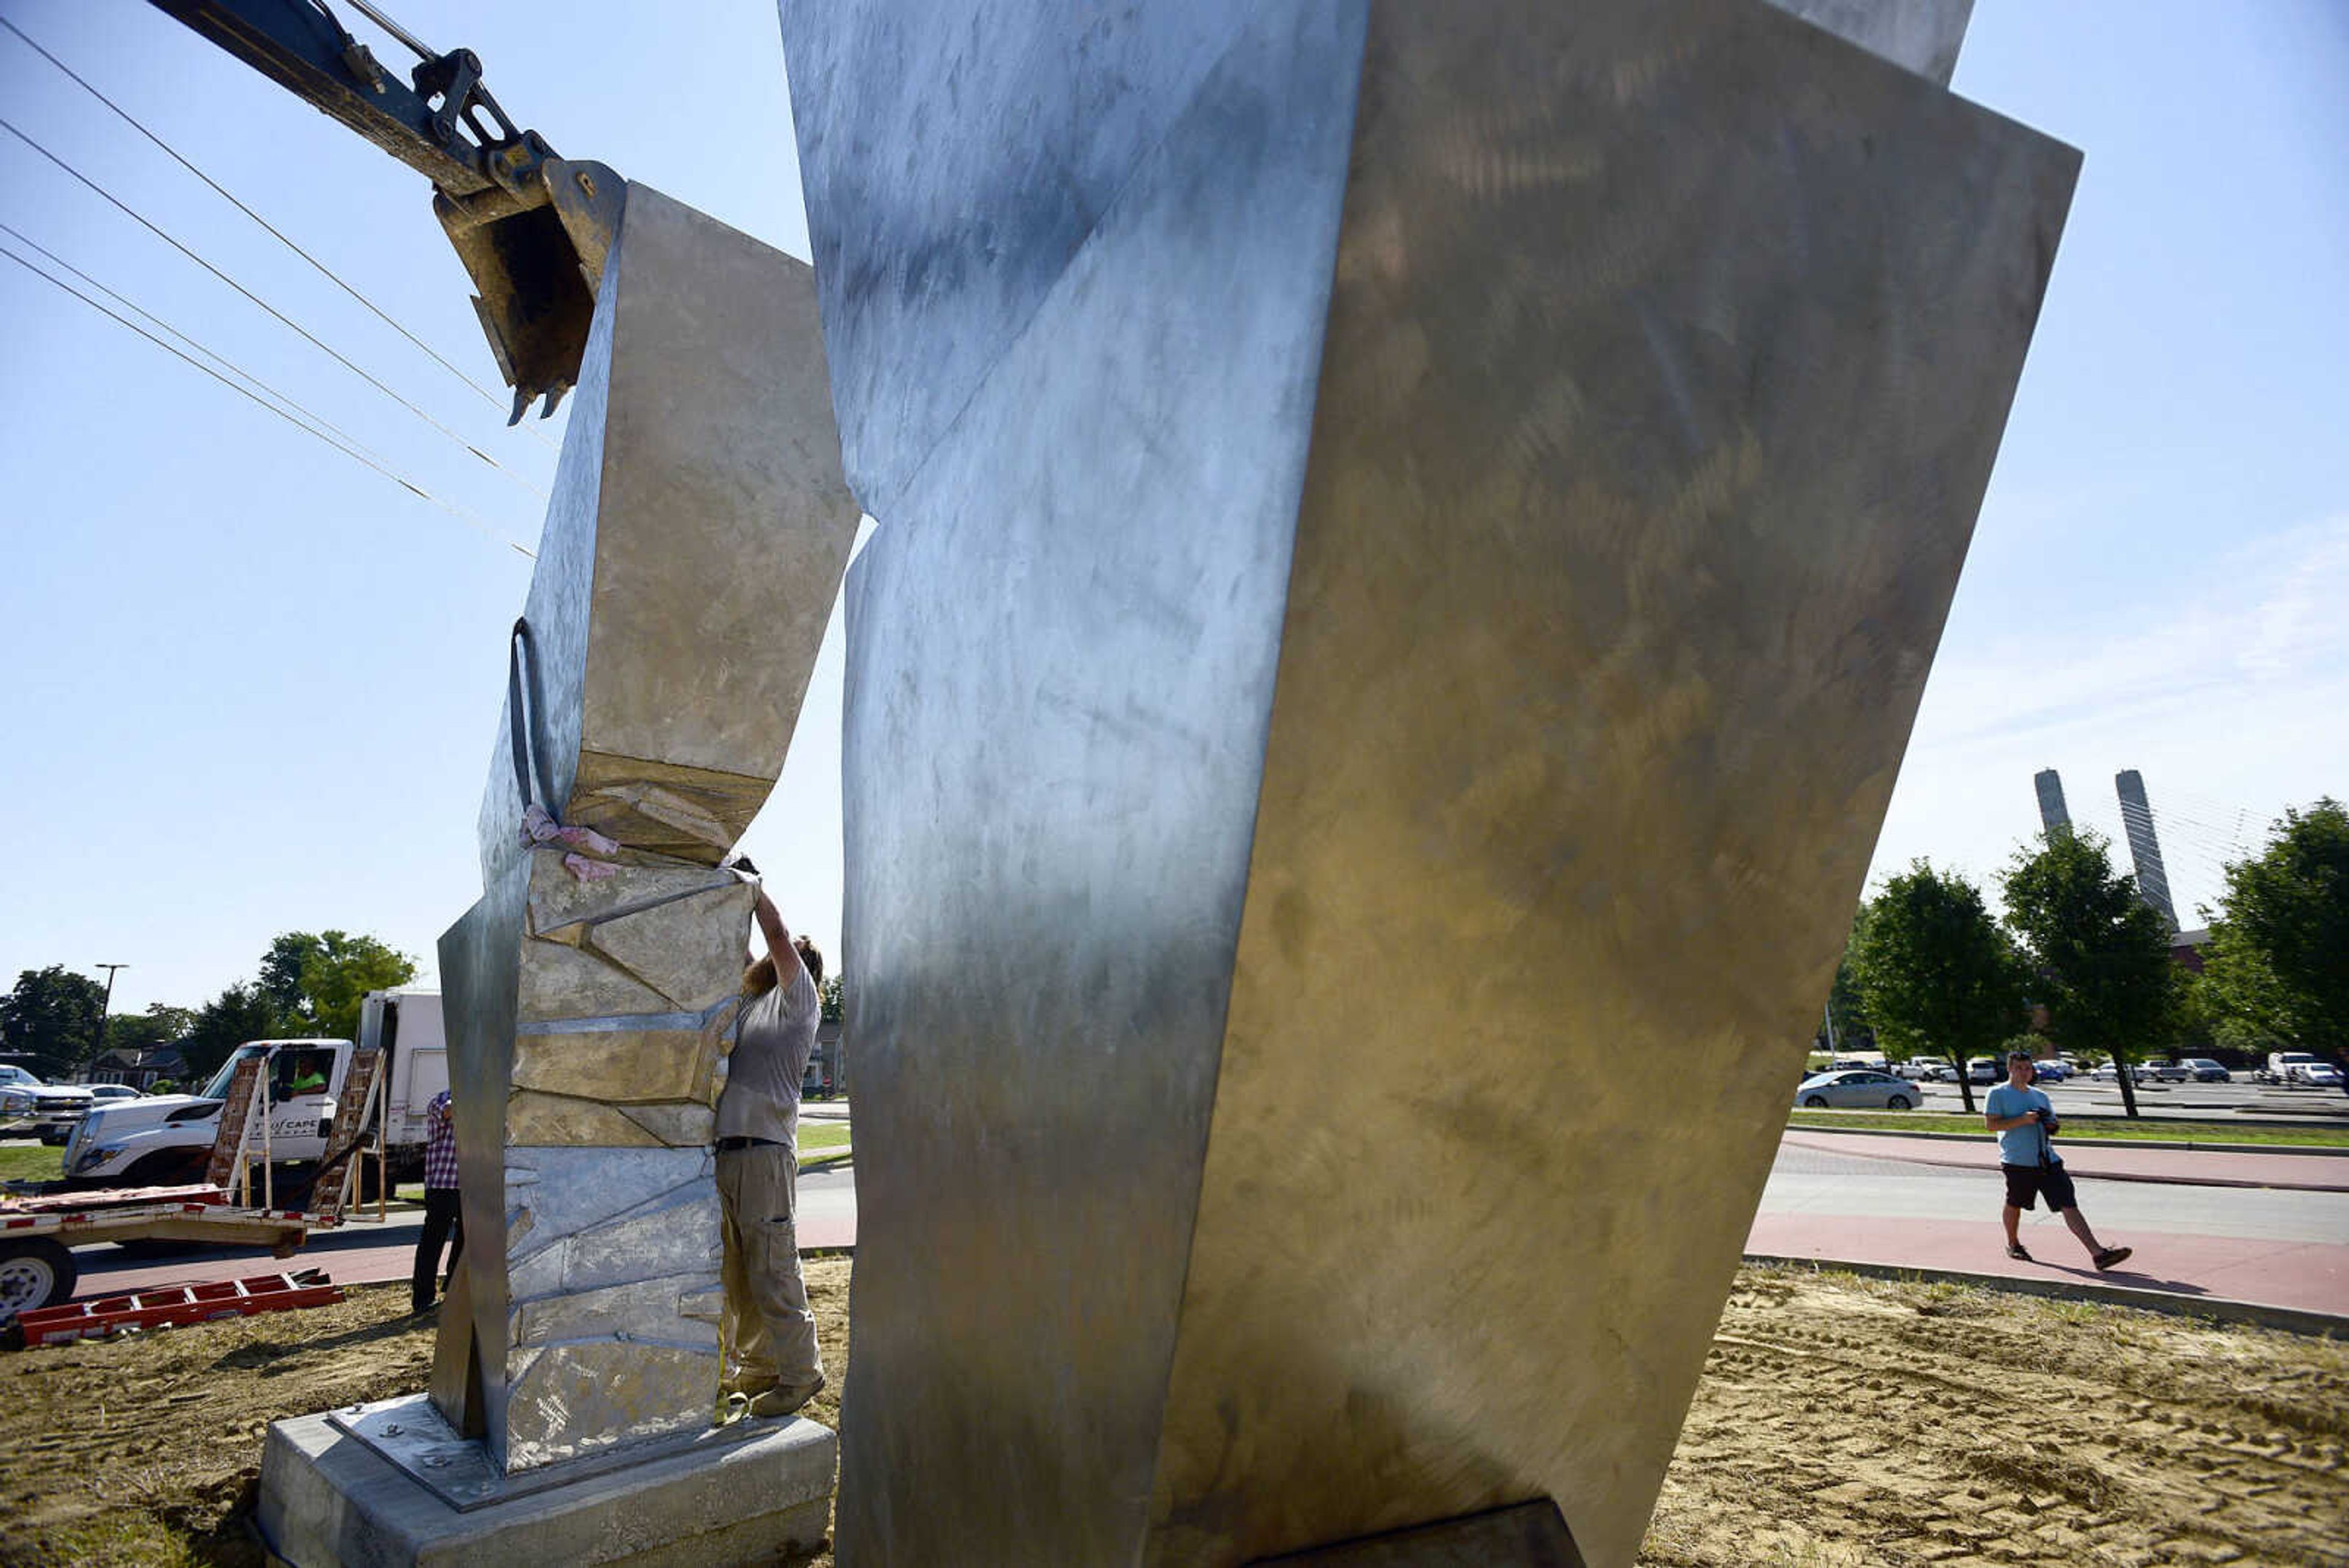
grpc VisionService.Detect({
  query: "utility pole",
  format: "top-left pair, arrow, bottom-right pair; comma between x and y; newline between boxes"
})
90,962 -> 127,1076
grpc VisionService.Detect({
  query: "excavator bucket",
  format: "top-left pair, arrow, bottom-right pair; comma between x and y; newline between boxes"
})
434,158 -> 625,423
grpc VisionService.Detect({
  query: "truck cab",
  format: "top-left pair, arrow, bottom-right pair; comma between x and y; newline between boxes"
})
62,992 -> 450,1190
64,1038 -> 352,1187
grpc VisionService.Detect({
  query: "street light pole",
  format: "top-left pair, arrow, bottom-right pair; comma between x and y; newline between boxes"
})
90,962 -> 127,1076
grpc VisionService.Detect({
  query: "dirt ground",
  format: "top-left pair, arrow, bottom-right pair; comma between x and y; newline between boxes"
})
1,1261 -> 2342,1567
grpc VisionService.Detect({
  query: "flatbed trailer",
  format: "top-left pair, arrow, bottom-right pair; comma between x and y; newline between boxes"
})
0,1183 -> 345,1323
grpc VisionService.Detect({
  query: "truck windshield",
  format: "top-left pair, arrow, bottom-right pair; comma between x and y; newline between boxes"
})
199,1044 -> 272,1101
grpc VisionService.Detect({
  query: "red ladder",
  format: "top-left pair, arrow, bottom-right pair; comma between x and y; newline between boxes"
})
13,1269 -> 343,1347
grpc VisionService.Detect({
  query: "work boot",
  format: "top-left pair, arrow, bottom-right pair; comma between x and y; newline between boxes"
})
749,1373 -> 825,1420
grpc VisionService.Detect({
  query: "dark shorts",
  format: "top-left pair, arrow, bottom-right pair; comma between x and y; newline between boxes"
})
2003,1161 -> 2077,1212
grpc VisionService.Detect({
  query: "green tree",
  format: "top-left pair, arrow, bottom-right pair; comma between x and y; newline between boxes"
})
1814,913 -> 1871,1052
0,966 -> 106,1077
104,1004 -> 197,1056
297,932 -> 418,1041
182,982 -> 294,1082
1850,863 -> 2028,1114
2199,799 -> 2348,1059
2001,830 -> 2180,1118
819,974 -> 844,1027
259,932 -> 326,1017
250,929 -> 418,1039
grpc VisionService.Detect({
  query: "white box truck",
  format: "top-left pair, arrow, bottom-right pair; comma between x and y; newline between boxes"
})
62,989 -> 448,1188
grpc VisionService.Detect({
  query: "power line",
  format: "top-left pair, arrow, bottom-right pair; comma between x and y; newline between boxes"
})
2,216 -> 420,506
0,14 -> 559,451
0,238 -> 532,559
0,113 -> 546,499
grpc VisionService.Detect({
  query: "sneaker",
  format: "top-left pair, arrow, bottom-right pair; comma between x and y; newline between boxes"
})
749,1373 -> 825,1420
2093,1246 -> 2133,1271
2005,1243 -> 2032,1261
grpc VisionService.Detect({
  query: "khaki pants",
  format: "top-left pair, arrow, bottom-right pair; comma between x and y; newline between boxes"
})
716,1142 -> 822,1391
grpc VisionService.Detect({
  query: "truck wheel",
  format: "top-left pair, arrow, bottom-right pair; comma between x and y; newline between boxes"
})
0,1238 -> 76,1323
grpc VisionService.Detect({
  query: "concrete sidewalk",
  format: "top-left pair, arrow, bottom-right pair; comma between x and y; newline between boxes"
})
1782,1129 -> 2349,1192
1758,1135 -> 2349,1327
1746,1212 -> 2349,1325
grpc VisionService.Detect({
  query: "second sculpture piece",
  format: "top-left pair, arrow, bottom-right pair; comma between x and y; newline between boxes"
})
431,180 -> 860,1475
785,0 -> 2077,1564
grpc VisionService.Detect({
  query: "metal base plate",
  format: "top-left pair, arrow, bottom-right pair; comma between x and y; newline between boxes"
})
328,1392 -> 774,1512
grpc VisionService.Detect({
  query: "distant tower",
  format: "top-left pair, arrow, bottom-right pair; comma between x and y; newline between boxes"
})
2033,768 -> 2071,838
2115,769 -> 2179,931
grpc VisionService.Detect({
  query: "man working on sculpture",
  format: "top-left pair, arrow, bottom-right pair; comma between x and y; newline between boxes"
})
1984,1049 -> 2131,1271
715,871 -> 828,1419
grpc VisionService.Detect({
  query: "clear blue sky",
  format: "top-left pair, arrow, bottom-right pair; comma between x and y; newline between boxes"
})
1,0 -> 2343,1019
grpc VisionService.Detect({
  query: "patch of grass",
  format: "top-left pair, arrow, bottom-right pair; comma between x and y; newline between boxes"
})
800,1124 -> 851,1164
0,1139 -> 65,1183
1787,1109 -> 2349,1147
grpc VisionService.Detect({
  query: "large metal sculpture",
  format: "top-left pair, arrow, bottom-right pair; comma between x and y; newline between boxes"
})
424,180 -> 861,1473
785,1 -> 2076,1564
256,183 -> 858,1568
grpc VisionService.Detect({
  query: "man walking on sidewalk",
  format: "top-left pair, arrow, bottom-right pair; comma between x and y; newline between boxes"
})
410,1087 -> 462,1313
1986,1049 -> 2131,1270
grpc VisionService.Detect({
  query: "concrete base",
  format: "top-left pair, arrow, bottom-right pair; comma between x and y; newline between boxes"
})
256,1397 -> 834,1567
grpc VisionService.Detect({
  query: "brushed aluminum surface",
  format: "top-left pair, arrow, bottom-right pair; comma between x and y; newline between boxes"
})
799,0 -> 2076,1562
1764,0 -> 1973,83
1144,6 -> 2076,1562
437,179 -> 859,1477
832,6 -> 1367,1559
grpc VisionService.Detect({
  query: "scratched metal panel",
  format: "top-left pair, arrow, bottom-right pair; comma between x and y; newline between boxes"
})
1142,4 -> 2078,1566
775,0 -> 1257,519
829,4 -> 1369,1562
477,184 -> 860,882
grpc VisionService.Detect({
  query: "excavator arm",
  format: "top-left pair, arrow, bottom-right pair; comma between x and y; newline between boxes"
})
145,0 -> 622,420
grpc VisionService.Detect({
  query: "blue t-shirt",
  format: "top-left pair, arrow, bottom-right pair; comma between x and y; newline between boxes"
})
1985,1083 -> 2058,1167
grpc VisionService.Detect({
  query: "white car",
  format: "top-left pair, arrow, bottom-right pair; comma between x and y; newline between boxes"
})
0,1065 -> 94,1141
1794,1070 -> 1921,1111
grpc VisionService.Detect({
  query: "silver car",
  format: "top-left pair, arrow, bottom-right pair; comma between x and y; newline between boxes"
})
1794,1070 -> 1921,1111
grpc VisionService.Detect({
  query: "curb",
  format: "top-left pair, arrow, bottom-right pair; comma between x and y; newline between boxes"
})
1743,1252 -> 2348,1340
1786,1123 -> 2349,1157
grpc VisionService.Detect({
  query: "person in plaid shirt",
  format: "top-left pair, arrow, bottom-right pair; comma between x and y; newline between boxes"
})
411,1087 -> 462,1313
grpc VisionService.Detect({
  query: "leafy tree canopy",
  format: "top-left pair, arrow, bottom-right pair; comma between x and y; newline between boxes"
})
1851,861 -> 2027,1113
0,966 -> 106,1077
182,982 -> 295,1082
819,974 -> 844,1027
250,930 -> 419,1042
2200,798 -> 2348,1057
296,931 -> 418,1041
104,1004 -> 197,1057
2001,830 -> 2179,1117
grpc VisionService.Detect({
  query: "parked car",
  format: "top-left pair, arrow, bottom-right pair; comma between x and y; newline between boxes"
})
2259,1052 -> 2325,1085
0,1065 -> 94,1143
2303,1063 -> 2345,1090
1966,1057 -> 2001,1085
2088,1062 -> 2149,1083
2178,1058 -> 2231,1082
1794,1070 -> 1921,1111
2030,1060 -> 2071,1083
2147,1060 -> 2192,1083
37,1082 -> 149,1145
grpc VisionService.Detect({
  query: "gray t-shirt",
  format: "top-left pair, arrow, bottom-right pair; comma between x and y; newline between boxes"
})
715,959 -> 820,1148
